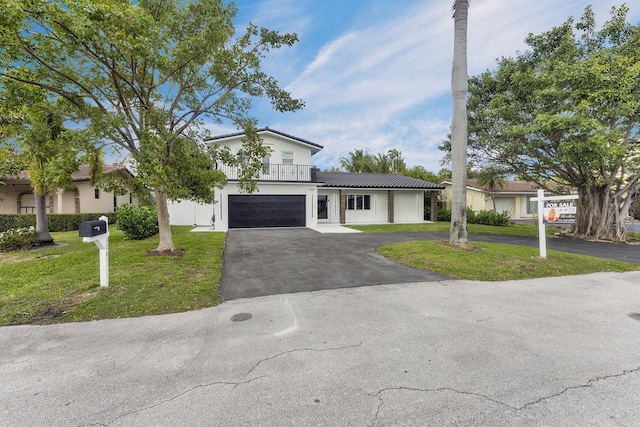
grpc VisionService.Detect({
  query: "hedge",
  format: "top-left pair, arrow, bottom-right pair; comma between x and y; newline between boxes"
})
0,213 -> 116,233
436,208 -> 510,226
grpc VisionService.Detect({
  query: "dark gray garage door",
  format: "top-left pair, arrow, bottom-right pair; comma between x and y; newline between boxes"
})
228,195 -> 306,228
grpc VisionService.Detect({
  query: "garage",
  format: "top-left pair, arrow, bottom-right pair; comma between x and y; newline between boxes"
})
227,195 -> 306,228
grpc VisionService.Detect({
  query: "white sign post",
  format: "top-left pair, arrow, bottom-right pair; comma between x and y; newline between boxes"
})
531,189 -> 579,258
81,215 -> 110,287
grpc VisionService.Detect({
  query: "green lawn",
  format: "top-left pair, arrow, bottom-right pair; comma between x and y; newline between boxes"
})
3,222 -> 637,326
0,226 -> 224,326
378,240 -> 640,281
347,222 -> 565,236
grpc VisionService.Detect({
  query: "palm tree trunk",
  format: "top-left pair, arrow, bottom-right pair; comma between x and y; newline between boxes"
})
450,0 -> 469,246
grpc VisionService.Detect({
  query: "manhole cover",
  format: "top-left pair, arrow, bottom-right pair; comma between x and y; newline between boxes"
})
231,312 -> 252,322
629,313 -> 640,321
38,254 -> 60,259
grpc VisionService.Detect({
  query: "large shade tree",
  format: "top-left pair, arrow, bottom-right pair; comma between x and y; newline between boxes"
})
0,0 -> 303,253
465,5 -> 640,241
449,0 -> 470,246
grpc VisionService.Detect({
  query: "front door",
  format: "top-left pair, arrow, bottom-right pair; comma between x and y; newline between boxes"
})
318,195 -> 328,220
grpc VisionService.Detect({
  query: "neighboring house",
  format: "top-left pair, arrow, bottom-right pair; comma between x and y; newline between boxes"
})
441,179 -> 543,220
0,164 -> 140,215
168,128 -> 443,230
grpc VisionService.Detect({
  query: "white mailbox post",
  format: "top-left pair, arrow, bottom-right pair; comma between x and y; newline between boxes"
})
79,215 -> 109,287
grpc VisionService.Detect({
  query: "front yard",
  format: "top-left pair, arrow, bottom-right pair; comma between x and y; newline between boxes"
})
2,222 -> 639,326
0,226 -> 223,326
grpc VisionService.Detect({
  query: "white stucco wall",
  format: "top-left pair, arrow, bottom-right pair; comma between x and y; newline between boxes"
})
394,191 -> 424,223
210,132 -> 314,166
343,190 -> 388,224
170,182 -> 320,230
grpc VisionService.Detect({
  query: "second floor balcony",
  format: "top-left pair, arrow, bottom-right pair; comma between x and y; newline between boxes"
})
217,163 -> 316,183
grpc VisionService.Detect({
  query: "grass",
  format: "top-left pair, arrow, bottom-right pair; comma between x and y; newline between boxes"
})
347,222 -> 566,236
0,226 -> 224,326
377,240 -> 640,281
3,221 -> 638,326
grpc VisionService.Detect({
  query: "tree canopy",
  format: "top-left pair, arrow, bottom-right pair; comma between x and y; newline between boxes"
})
462,5 -> 640,241
339,149 -> 407,173
0,0 -> 303,251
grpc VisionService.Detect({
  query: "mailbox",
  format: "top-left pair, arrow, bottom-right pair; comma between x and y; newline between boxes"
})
79,220 -> 107,237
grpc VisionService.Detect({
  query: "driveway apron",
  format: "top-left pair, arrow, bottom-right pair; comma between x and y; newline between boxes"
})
220,228 -> 450,300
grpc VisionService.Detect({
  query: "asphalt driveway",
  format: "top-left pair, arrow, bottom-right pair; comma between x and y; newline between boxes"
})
220,228 -> 451,300
221,228 -> 640,300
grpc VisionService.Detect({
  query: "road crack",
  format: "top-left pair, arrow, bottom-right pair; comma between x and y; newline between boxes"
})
101,375 -> 268,425
519,365 -> 640,410
365,386 -> 517,426
366,365 -> 640,425
241,341 -> 364,379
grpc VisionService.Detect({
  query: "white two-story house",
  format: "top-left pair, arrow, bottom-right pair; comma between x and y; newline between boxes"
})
168,128 -> 443,230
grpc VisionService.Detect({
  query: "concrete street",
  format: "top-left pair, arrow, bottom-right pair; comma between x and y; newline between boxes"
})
2,271 -> 640,426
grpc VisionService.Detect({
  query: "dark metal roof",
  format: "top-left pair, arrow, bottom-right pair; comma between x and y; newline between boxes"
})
2,164 -> 133,183
206,127 -> 324,150
316,171 -> 444,189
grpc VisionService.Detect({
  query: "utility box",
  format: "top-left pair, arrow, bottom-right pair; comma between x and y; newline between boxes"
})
79,220 -> 107,237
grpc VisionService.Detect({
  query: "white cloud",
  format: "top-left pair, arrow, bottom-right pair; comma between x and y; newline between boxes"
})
217,0 -> 640,174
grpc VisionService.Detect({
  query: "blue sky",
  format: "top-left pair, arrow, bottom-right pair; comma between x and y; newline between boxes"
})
206,0 -> 640,173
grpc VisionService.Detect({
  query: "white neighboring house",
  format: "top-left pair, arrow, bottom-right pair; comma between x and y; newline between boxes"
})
168,128 -> 444,230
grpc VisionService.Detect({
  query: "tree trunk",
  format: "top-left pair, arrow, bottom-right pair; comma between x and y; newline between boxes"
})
574,185 -> 626,241
35,193 -> 53,244
153,186 -> 176,252
449,0 -> 469,246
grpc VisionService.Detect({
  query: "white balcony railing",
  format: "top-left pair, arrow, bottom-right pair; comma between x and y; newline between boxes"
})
217,163 -> 315,182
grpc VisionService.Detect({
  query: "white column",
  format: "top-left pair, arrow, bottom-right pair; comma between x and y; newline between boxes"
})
56,189 -> 65,213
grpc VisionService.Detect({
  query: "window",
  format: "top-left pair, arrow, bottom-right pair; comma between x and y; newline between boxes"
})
526,195 -> 537,215
262,155 -> 270,175
129,192 -> 133,204
113,195 -> 117,211
94,189 -> 100,199
346,194 -> 371,210
282,151 -> 294,165
237,149 -> 247,164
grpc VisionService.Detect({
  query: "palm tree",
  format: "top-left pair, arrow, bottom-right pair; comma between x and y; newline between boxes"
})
450,0 -> 470,246
475,166 -> 507,211
340,149 -> 373,173
387,149 -> 406,173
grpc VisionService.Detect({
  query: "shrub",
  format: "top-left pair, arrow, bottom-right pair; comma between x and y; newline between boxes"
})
0,226 -> 38,251
437,208 -> 452,222
469,208 -> 510,226
436,208 -> 510,226
48,213 -> 117,232
116,203 -> 159,240
0,213 -> 116,233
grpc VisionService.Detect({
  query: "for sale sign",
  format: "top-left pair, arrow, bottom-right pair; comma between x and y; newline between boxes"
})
543,200 -> 576,224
